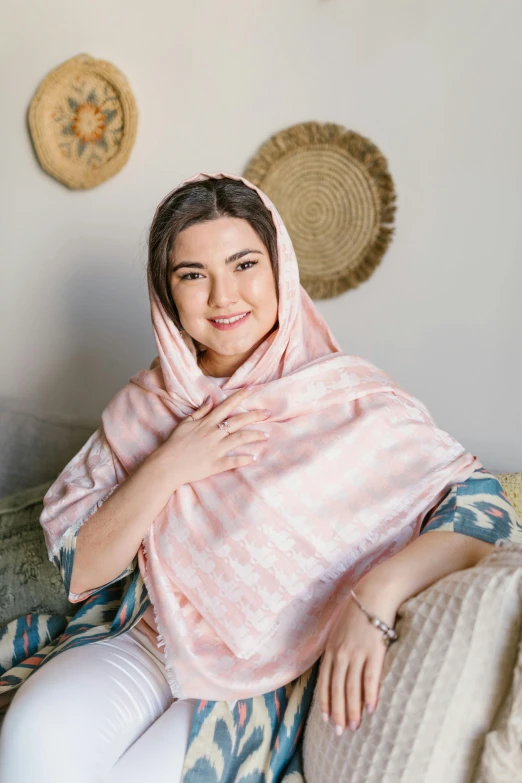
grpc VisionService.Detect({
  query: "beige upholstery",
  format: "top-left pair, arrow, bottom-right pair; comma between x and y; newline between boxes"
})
303,544 -> 522,783
477,627 -> 522,782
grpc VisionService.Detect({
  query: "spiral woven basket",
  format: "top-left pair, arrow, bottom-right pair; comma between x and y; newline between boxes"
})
28,54 -> 138,190
244,122 -> 396,299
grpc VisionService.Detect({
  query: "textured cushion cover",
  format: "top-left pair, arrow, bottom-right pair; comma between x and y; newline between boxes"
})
477,612 -> 522,781
0,482 -> 73,626
303,544 -> 522,783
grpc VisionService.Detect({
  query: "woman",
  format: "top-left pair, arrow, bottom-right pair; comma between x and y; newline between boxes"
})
0,172 -> 519,782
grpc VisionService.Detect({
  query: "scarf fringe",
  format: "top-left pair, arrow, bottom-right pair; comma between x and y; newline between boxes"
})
140,536 -> 183,699
47,487 -> 118,564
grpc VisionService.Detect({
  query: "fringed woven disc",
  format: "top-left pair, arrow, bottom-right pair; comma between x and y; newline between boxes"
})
28,54 -> 138,190
244,122 -> 396,299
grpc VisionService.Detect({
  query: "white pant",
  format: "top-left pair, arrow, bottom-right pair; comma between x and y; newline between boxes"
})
0,627 -> 197,783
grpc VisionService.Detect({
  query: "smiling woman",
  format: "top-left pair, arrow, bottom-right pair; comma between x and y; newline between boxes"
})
148,178 -> 280,378
1,172 -> 520,783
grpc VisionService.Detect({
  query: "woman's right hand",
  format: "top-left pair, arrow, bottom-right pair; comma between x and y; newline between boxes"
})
156,387 -> 270,488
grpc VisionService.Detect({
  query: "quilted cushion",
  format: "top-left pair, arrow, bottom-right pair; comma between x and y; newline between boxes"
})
303,544 -> 522,783
0,482 -> 73,626
476,634 -> 522,782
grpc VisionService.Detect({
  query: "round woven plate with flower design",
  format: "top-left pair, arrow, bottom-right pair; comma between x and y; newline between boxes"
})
244,122 -> 396,299
28,54 -> 138,190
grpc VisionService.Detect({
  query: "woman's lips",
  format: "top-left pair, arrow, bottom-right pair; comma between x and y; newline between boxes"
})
208,312 -> 251,331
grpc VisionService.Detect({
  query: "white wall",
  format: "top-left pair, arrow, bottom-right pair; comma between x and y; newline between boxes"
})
1,0 -> 521,470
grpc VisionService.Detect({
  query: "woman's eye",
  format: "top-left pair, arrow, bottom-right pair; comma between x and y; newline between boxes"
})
179,260 -> 257,280
180,272 -> 203,281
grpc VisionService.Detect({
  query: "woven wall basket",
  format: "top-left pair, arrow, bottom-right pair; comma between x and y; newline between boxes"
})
244,122 -> 396,299
28,54 -> 138,190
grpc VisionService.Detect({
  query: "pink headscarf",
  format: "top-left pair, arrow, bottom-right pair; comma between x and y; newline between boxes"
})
41,172 -> 480,700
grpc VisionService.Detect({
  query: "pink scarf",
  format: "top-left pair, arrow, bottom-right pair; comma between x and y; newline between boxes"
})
41,172 -> 480,700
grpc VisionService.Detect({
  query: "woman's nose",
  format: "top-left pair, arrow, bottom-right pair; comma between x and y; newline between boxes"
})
208,275 -> 239,308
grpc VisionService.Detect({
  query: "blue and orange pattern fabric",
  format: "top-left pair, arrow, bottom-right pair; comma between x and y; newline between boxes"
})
1,467 -> 521,781
419,468 -> 521,541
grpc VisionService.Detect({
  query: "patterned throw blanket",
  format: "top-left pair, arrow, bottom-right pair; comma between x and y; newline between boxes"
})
1,469 -> 520,781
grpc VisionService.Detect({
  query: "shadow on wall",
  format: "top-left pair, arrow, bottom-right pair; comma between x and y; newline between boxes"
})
34,260 -> 155,420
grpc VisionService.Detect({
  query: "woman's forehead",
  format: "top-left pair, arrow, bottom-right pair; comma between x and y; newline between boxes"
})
172,217 -> 269,259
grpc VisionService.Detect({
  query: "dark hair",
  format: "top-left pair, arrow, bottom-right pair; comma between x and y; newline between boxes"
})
147,177 -> 279,330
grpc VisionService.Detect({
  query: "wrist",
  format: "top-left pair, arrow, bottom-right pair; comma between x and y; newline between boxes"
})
354,569 -> 404,617
144,446 -> 185,492
350,589 -> 399,646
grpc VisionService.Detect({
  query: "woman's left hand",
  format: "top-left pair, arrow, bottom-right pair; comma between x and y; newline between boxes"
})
317,583 -> 399,735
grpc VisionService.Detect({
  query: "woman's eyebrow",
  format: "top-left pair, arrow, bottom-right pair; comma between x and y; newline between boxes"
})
170,249 -> 263,274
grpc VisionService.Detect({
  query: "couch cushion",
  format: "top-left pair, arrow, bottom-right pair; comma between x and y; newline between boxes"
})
0,396 -> 98,499
303,543 -> 522,783
476,632 -> 522,783
0,482 -> 73,626
497,472 -> 522,521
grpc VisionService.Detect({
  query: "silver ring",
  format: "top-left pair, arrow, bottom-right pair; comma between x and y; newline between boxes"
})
217,419 -> 230,434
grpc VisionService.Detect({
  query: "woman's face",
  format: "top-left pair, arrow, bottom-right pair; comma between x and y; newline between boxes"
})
169,217 -> 278,366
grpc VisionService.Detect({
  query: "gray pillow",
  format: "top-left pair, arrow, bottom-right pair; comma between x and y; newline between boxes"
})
0,396 -> 98,499
0,482 -> 73,626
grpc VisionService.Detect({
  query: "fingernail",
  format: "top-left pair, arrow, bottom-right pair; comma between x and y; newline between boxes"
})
366,704 -> 375,715
245,384 -> 254,391
264,431 -> 270,438
349,720 -> 358,732
251,455 -> 257,461
334,724 -> 343,736
263,410 -> 271,417
321,712 -> 329,723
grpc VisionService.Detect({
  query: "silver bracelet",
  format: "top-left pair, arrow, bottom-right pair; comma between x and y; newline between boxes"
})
350,590 -> 399,647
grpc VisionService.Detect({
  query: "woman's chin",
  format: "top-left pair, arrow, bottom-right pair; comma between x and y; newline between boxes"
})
206,340 -> 257,358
